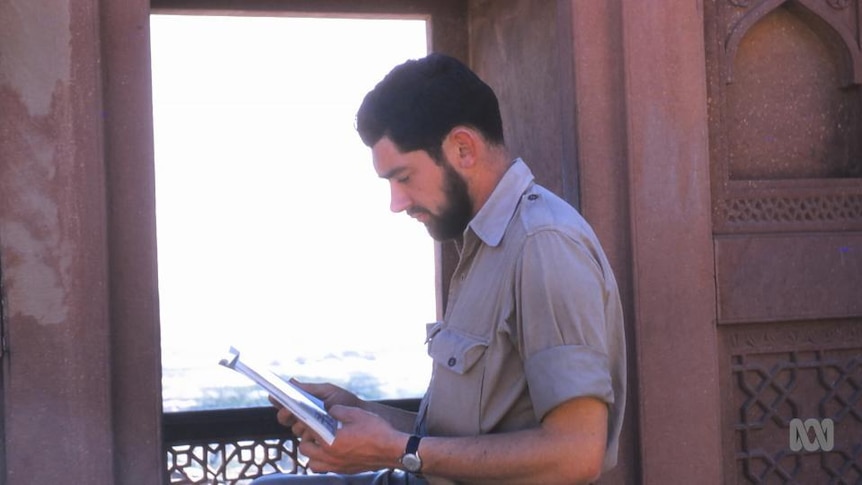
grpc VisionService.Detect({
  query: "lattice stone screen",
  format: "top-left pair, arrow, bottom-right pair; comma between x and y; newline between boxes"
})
722,321 -> 862,484
164,408 -> 307,484
167,437 -> 304,484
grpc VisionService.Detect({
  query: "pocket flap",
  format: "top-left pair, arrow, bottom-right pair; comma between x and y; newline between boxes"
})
428,328 -> 489,375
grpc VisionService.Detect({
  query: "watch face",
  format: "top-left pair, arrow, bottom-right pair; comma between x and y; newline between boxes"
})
402,453 -> 422,473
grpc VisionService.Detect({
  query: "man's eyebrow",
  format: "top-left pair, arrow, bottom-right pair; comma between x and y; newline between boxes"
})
380,166 -> 408,180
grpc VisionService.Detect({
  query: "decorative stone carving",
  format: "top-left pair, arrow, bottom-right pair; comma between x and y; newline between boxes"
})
724,321 -> 862,483
707,0 -> 862,234
718,193 -> 862,226
166,437 -> 303,482
727,319 -> 862,352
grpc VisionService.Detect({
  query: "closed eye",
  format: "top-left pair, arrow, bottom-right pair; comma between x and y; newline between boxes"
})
381,166 -> 410,183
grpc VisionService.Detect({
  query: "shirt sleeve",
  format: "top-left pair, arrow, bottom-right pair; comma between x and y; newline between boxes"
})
516,228 -> 615,420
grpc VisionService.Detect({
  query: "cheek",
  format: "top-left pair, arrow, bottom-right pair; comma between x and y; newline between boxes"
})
419,188 -> 446,213
427,173 -> 451,208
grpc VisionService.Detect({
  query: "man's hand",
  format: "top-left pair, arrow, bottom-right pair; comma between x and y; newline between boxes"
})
270,380 -> 418,440
297,405 -> 407,474
268,381 -> 413,474
270,381 -> 361,442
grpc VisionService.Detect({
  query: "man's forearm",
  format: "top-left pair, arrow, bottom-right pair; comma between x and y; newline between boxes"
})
297,397 -> 606,483
418,428 -> 599,484
414,397 -> 607,485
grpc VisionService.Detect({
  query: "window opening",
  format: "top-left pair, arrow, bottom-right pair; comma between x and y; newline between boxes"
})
151,14 -> 433,412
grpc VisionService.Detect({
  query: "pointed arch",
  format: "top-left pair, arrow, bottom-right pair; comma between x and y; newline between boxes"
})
724,0 -> 862,85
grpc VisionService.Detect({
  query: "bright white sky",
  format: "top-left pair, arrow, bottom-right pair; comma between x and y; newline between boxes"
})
150,15 -> 434,410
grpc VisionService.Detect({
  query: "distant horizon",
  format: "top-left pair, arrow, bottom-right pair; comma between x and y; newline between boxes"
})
150,14 -> 434,411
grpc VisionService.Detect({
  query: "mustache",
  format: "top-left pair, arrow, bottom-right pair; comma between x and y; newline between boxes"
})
407,207 -> 431,218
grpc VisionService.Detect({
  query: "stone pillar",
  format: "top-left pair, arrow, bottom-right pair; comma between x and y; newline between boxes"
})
619,1 -> 723,483
0,0 -> 162,482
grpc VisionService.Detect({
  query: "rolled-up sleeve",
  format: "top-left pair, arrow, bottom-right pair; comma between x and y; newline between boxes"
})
517,228 -> 615,420
525,345 -> 614,420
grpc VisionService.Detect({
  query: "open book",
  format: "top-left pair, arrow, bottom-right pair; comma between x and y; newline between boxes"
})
218,346 -> 341,445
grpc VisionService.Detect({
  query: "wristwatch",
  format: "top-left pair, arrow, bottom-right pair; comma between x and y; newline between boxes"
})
400,435 -> 423,474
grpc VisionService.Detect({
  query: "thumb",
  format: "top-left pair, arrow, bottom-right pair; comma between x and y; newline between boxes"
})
328,404 -> 364,422
289,379 -> 328,397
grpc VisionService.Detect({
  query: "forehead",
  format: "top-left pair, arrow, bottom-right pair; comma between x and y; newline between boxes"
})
371,137 -> 434,178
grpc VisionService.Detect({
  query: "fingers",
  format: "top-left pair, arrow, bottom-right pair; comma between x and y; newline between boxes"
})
267,395 -> 284,409
270,395 -> 298,430
273,400 -> 327,444
298,439 -> 341,474
327,404 -> 354,420
275,405 -> 298,429
286,414 -> 320,444
299,426 -> 320,444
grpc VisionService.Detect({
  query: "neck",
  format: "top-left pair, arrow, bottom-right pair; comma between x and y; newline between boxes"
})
468,146 -> 511,216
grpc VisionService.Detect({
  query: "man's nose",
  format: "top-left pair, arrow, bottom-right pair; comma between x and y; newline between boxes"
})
389,183 -> 411,213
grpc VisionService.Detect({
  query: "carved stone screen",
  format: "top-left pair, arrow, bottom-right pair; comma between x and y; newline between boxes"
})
705,0 -> 862,482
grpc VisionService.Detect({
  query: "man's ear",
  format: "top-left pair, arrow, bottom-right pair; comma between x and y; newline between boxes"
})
444,127 -> 481,169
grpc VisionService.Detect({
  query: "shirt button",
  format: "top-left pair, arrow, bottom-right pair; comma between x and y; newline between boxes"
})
447,357 -> 457,367
527,194 -> 538,201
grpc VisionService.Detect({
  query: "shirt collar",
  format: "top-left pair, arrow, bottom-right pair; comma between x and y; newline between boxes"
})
467,158 -> 534,247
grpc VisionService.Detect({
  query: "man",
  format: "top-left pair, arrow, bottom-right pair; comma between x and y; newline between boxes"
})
254,53 -> 626,485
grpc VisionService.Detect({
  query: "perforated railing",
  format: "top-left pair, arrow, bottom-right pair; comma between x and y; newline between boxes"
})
164,407 -> 304,484
164,400 -> 420,484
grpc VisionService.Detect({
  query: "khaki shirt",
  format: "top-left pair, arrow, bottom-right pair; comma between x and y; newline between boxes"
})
416,159 -> 626,480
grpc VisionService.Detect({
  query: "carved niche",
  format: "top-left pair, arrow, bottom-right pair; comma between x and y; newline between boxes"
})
705,0 -> 862,234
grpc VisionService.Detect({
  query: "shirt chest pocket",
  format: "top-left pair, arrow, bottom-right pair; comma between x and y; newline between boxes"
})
425,326 -> 491,435
428,326 -> 489,375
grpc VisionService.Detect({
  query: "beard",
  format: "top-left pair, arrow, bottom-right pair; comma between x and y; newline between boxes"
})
410,160 -> 473,241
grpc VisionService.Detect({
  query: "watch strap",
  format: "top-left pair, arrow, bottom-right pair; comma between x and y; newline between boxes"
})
405,434 -> 422,455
